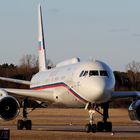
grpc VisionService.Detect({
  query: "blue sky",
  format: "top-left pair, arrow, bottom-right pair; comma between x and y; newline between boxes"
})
0,0 -> 140,71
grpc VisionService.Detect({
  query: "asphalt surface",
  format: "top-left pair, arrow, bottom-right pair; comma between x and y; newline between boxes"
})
1,124 -> 140,137
0,109 -> 140,139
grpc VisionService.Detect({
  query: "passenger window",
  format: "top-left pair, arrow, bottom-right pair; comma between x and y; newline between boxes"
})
89,70 -> 99,76
100,70 -> 108,76
83,71 -> 88,76
79,71 -> 84,77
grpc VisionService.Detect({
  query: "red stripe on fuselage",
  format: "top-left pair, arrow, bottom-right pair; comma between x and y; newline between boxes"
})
32,83 -> 88,103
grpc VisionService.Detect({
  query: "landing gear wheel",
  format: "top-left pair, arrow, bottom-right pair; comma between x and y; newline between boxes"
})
17,98 -> 33,130
91,124 -> 96,133
85,102 -> 113,133
25,120 -> 32,130
85,124 -> 96,133
17,119 -> 32,130
17,120 -> 24,130
104,122 -> 112,132
97,121 -> 112,132
97,121 -> 104,132
85,124 -> 91,133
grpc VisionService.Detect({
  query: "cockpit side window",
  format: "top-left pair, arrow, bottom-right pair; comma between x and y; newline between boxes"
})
83,71 -> 88,76
100,70 -> 108,76
79,70 -> 84,77
89,70 -> 99,76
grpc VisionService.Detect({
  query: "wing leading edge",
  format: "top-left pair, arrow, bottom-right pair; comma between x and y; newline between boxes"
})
0,77 -> 30,85
112,91 -> 140,99
2,88 -> 54,103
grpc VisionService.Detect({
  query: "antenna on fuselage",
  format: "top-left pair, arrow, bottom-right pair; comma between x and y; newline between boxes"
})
38,4 -> 47,71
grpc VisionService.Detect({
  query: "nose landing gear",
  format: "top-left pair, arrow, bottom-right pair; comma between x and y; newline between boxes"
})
85,102 -> 112,133
85,110 -> 96,133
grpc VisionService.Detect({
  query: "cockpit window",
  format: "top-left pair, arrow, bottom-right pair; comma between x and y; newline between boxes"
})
79,71 -> 84,77
79,70 -> 108,77
83,71 -> 88,76
100,70 -> 108,76
89,70 -> 99,76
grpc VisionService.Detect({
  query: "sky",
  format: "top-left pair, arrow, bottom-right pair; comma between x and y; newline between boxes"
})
0,0 -> 140,71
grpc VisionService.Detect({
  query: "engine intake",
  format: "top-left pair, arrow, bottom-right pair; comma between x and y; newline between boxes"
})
0,96 -> 20,121
128,99 -> 140,121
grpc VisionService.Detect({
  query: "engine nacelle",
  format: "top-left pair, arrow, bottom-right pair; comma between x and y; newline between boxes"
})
128,99 -> 140,121
0,89 -> 20,121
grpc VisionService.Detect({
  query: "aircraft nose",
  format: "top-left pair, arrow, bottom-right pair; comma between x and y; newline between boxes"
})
89,79 -> 112,103
94,80 -> 106,95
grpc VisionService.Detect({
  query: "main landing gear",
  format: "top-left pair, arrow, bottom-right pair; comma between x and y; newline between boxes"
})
17,98 -> 32,130
85,102 -> 112,133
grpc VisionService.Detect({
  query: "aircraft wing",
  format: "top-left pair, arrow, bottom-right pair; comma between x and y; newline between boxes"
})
0,77 -> 30,85
2,88 -> 54,103
111,91 -> 140,99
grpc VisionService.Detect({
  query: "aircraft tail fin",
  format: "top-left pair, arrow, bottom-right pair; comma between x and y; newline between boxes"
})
38,4 -> 47,71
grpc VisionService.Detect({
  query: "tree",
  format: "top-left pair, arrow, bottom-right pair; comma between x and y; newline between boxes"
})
18,54 -> 38,80
46,59 -> 55,69
126,60 -> 140,90
114,71 -> 132,91
20,54 -> 38,69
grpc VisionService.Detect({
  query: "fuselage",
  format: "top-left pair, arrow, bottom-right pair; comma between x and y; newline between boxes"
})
30,58 -> 115,108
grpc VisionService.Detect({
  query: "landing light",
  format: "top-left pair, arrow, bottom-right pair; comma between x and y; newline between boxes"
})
89,110 -> 95,114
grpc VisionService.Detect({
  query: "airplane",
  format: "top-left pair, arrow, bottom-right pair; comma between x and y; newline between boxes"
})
0,4 -> 140,133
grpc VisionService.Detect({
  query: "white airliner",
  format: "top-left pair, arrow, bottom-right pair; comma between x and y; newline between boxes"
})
0,4 -> 140,132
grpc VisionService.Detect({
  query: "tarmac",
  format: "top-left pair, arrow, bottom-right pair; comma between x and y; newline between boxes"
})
1,124 -> 140,137
0,109 -> 140,139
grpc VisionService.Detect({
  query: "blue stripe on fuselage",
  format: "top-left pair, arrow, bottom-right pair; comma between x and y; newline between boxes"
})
31,82 -> 88,103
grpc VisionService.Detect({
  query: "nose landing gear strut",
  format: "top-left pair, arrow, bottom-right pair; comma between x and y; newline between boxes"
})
85,102 -> 112,133
85,109 -> 96,133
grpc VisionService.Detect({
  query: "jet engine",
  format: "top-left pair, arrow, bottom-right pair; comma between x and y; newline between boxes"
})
128,99 -> 140,121
0,89 -> 20,121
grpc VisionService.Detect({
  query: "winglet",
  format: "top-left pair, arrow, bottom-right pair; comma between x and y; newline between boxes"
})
38,4 -> 47,71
